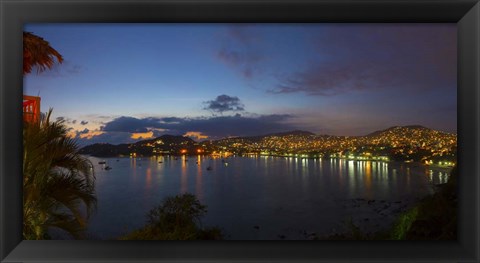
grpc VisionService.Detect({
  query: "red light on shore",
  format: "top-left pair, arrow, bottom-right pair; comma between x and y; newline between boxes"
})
180,149 -> 187,154
197,149 -> 203,153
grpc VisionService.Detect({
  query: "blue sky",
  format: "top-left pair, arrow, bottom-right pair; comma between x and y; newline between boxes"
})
23,23 -> 457,145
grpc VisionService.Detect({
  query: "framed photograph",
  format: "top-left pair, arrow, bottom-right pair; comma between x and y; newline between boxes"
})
1,0 -> 479,262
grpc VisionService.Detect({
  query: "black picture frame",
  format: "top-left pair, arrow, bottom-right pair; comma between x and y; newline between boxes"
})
1,0 -> 479,262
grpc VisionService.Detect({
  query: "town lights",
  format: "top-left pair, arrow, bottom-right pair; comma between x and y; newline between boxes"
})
180,149 -> 187,154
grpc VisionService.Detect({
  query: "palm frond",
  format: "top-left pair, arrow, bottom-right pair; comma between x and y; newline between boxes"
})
23,32 -> 63,75
23,109 -> 97,239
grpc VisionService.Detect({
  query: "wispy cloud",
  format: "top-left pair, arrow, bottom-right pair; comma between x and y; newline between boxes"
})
217,25 -> 264,80
270,24 -> 456,96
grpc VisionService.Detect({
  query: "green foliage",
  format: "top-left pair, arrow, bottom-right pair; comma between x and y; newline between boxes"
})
23,109 -> 97,239
121,193 -> 223,240
147,193 -> 207,228
389,207 -> 419,240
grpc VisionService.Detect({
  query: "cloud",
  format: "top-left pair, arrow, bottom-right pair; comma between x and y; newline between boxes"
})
270,24 -> 456,96
67,128 -> 104,141
95,114 -> 298,143
79,130 -> 105,139
130,131 -> 155,140
227,26 -> 258,44
203,94 -> 245,114
217,25 -> 263,79
83,114 -> 114,120
218,48 -> 262,79
80,120 -> 89,125
75,131 -> 136,146
160,117 -> 183,124
184,131 -> 209,140
182,114 -> 296,138
101,116 -> 161,133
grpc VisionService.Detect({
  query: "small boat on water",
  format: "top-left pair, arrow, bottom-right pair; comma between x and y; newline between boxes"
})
98,161 -> 106,164
206,166 -> 213,171
158,161 -> 163,163
104,166 -> 112,170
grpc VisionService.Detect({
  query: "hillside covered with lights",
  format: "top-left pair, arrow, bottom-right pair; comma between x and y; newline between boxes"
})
79,125 -> 456,166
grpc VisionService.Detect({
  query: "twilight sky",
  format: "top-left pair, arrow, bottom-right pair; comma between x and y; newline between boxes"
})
23,23 -> 457,146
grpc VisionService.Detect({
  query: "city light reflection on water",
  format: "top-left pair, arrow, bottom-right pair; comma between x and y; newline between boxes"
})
86,155 -> 452,240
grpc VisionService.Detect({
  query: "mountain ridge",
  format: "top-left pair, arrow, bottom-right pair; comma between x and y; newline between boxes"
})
365,125 -> 430,137
81,125 -> 454,148
78,125 -> 457,160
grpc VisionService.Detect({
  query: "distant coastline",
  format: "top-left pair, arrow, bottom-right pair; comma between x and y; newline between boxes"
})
79,125 -> 457,167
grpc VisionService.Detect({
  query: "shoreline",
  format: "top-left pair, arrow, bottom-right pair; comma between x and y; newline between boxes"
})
86,154 -> 455,171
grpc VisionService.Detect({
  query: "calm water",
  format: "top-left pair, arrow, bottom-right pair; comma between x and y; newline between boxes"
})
81,156 -> 450,240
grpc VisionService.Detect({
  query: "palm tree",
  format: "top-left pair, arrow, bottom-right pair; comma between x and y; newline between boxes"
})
23,31 -> 63,75
23,109 -> 96,239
